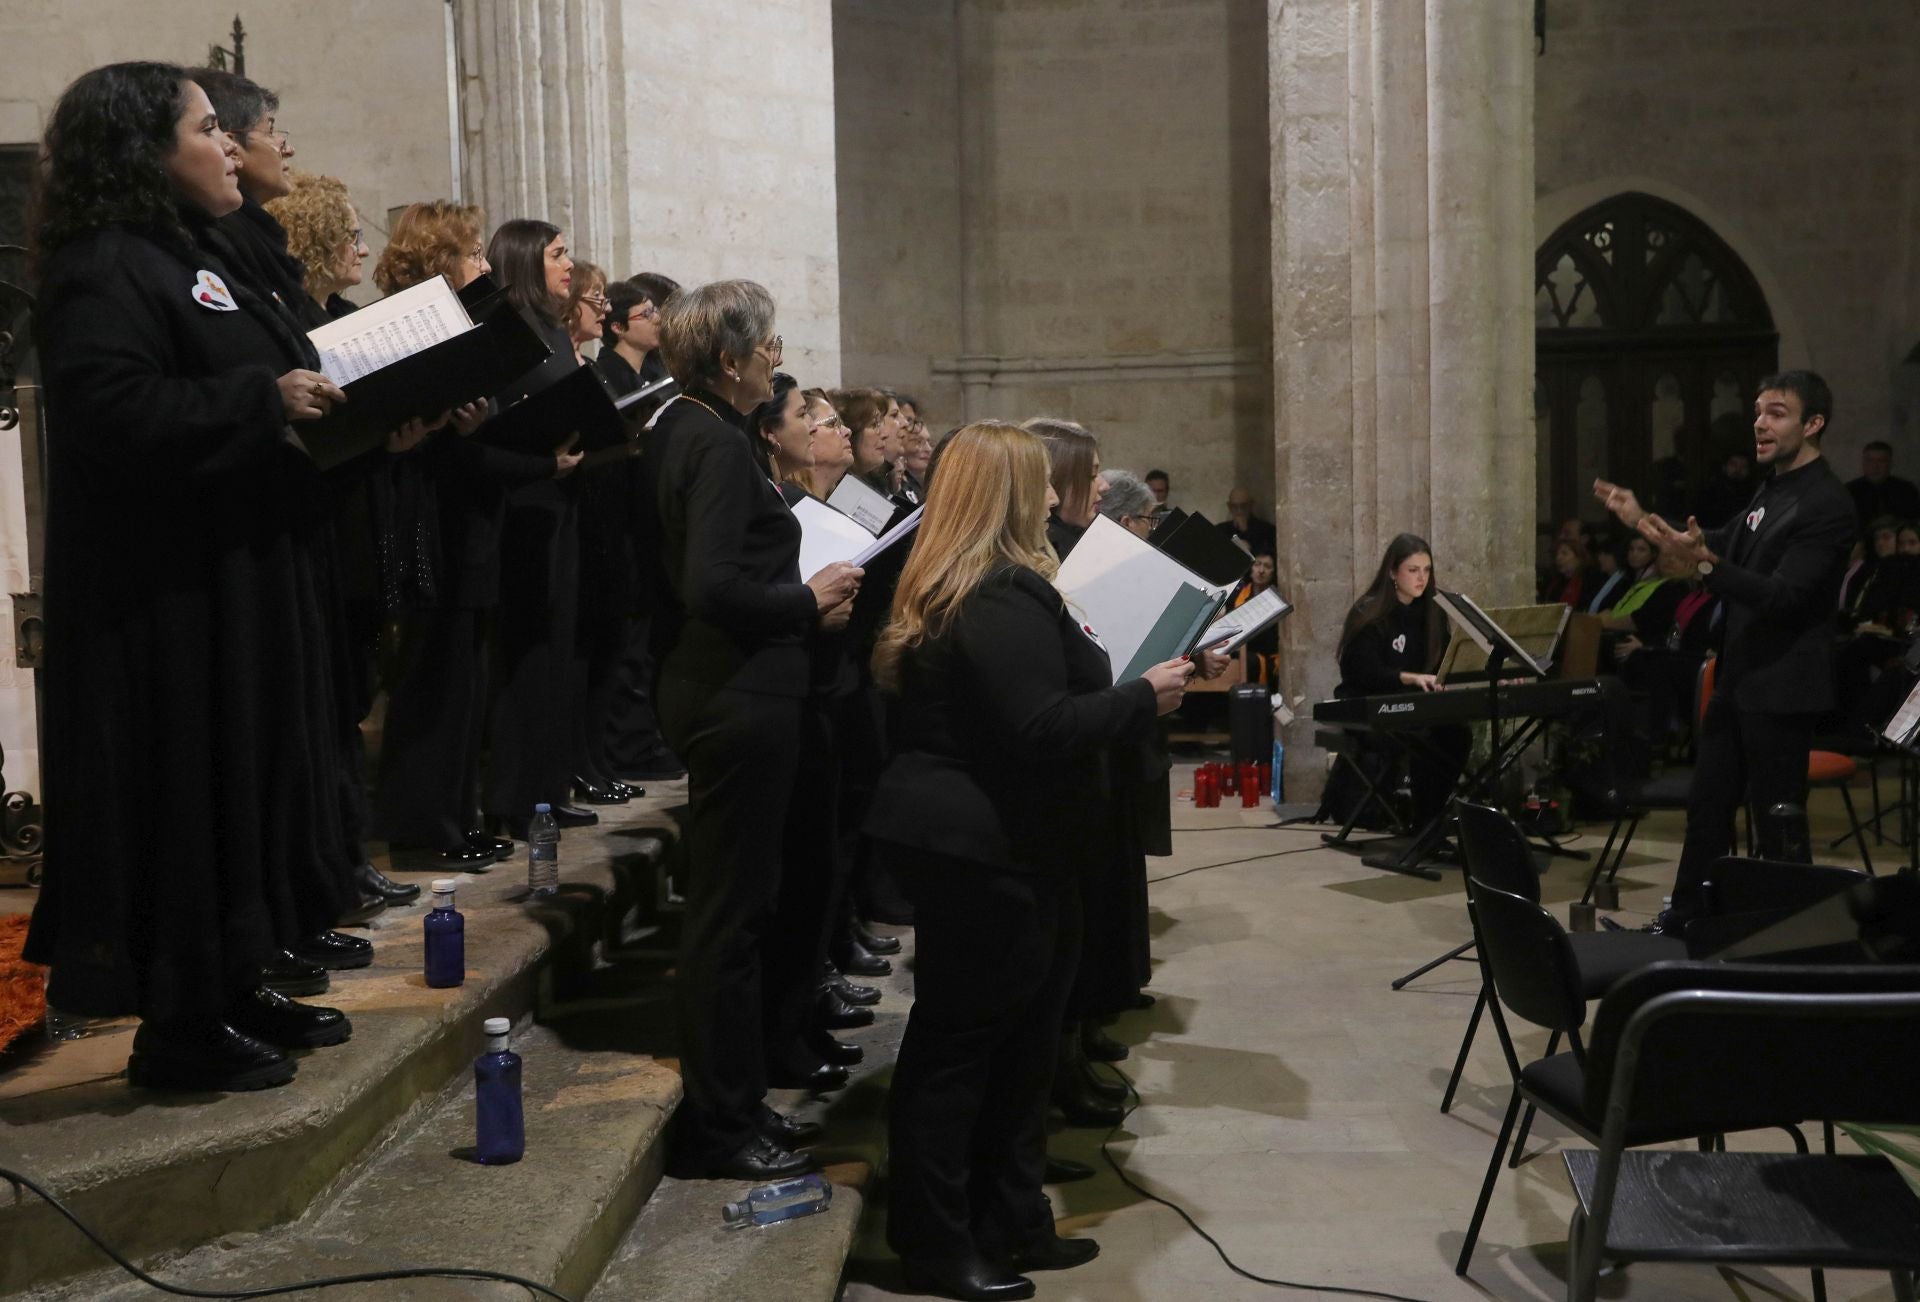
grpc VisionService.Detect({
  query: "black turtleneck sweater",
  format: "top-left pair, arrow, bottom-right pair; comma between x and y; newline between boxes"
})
1336,596 -> 1447,698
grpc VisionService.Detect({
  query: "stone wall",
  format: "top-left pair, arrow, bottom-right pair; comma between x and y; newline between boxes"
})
628,0 -> 843,387
835,0 -> 1273,517
1535,0 -> 1920,472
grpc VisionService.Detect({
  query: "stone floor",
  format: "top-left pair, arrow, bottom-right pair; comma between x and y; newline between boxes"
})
838,778 -> 1910,1302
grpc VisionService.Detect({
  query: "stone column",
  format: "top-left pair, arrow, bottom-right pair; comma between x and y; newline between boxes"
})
1268,0 -> 1535,795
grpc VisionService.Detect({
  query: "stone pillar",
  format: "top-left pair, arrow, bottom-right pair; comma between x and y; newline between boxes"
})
1268,0 -> 1534,795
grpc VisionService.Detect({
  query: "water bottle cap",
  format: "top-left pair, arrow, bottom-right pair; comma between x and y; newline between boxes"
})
534,802 -> 551,813
483,1017 -> 510,1036
720,1200 -> 749,1224
432,879 -> 460,894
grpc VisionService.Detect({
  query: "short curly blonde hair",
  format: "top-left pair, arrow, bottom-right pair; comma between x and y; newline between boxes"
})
263,170 -> 357,300
375,199 -> 486,295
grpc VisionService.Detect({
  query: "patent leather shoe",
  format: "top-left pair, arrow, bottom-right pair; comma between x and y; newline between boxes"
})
292,930 -> 373,970
464,830 -> 516,860
571,777 -> 630,805
768,1061 -> 850,1092
841,938 -> 892,978
817,988 -> 875,1030
806,1027 -> 864,1066
699,1133 -> 814,1181
1080,1062 -> 1127,1101
1044,1156 -> 1096,1183
756,1104 -> 824,1147
127,1019 -> 296,1092
260,950 -> 329,998
608,779 -> 638,800
336,891 -> 387,927
227,986 -> 352,1049
356,862 -> 421,905
1081,1022 -> 1129,1062
826,971 -> 881,1006
854,923 -> 901,955
900,1253 -> 1035,1302
1007,1235 -> 1100,1273
549,803 -> 599,828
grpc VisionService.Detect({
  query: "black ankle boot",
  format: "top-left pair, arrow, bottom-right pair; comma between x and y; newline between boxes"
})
127,1019 -> 296,1092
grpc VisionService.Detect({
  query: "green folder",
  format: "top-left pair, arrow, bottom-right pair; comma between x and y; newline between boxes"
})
1118,584 -> 1226,682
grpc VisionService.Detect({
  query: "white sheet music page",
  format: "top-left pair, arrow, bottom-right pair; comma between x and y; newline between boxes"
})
308,276 -> 475,386
827,473 -> 896,534
792,495 -> 879,582
1205,587 -> 1292,652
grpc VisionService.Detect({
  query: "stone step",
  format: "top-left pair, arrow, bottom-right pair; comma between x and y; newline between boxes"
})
0,793 -> 680,1298
62,1023 -> 680,1302
589,1160 -> 870,1302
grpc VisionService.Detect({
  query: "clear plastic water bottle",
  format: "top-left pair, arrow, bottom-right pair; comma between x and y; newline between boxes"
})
474,1016 -> 524,1165
720,1173 -> 832,1228
527,803 -> 560,897
1270,738 -> 1285,803
424,879 -> 465,988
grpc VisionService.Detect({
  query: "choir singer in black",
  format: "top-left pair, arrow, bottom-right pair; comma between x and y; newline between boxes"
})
868,422 -> 1193,1301
642,281 -> 863,1180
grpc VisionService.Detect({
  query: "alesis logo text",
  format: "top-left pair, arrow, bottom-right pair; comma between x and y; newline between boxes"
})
1379,702 -> 1415,714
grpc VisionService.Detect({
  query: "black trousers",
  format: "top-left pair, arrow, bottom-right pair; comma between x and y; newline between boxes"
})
373,606 -> 489,850
764,695 -> 844,1075
486,487 -> 579,823
1672,691 -> 1815,915
886,852 -> 1082,1262
604,615 -> 677,774
658,682 -> 804,1160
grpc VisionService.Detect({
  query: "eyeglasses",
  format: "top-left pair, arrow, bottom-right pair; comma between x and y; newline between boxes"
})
582,293 -> 610,312
256,128 -> 291,149
759,335 -> 784,365
347,228 -> 364,247
811,413 -> 845,430
629,303 -> 660,323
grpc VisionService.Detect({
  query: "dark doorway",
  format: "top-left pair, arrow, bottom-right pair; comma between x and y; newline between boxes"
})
1534,192 -> 1778,538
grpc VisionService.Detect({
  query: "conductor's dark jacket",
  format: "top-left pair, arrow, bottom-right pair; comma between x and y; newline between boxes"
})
1701,457 -> 1855,715
867,565 -> 1158,875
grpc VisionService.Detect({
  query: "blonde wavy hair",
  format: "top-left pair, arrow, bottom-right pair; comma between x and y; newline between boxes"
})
872,421 -> 1058,692
262,170 -> 356,300
374,200 -> 485,295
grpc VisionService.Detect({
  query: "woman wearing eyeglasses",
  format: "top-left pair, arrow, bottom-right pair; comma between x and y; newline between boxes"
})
641,281 -> 864,1179
596,282 -> 662,399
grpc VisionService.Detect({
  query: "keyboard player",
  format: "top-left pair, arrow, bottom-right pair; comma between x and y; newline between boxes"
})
1328,534 -> 1471,827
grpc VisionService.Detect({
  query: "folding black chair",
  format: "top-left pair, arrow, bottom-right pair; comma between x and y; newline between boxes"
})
1564,963 -> 1920,1302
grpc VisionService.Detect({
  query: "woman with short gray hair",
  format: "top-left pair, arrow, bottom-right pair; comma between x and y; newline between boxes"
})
641,280 -> 864,1180
1096,469 -> 1158,539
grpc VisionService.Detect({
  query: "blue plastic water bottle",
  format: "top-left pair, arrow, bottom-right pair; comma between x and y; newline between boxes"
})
527,803 -> 559,897
720,1173 -> 833,1228
424,879 -> 465,988
475,1016 -> 524,1165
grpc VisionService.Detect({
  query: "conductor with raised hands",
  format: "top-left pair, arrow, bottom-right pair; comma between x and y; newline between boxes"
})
1594,370 -> 1855,932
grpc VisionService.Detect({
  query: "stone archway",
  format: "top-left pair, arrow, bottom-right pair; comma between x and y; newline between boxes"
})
1532,191 -> 1779,534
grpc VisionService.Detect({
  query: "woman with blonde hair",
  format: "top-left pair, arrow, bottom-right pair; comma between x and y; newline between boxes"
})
263,170 -> 366,322
867,422 -> 1191,1298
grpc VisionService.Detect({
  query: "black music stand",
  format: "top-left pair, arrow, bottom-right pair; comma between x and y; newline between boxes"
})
1878,671 -> 1920,875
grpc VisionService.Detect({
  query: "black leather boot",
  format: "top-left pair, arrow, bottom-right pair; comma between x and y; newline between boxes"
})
227,987 -> 352,1049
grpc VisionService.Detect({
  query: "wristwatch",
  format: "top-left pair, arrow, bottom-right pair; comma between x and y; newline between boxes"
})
1696,559 -> 1715,577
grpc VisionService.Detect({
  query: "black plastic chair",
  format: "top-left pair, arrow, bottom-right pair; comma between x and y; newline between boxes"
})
1686,857 -> 1871,958
1453,885 -> 1812,1278
1564,962 -> 1920,1302
1444,802 -> 1683,1141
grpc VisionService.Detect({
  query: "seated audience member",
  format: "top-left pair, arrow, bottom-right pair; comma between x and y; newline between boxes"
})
1541,536 -> 1597,608
1227,551 -> 1282,681
868,421 -> 1191,1297
1144,468 -> 1171,507
1586,535 -> 1630,613
1218,487 -> 1277,558
1849,439 -> 1920,533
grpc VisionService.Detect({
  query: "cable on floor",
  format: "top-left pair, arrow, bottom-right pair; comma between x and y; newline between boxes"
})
1146,842 -> 1323,884
0,1164 -> 576,1301
1091,1073 -> 1438,1302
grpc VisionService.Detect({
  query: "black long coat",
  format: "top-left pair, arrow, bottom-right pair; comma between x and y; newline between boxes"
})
24,216 -> 352,1022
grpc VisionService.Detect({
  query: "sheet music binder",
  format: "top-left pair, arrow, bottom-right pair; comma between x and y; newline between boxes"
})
474,364 -> 629,462
298,275 -> 553,471
1148,510 -> 1254,588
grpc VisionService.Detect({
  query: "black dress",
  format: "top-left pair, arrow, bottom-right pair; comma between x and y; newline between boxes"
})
484,321 -> 583,828
868,565 -> 1157,1262
644,387 -> 819,1165
25,215 -> 348,1023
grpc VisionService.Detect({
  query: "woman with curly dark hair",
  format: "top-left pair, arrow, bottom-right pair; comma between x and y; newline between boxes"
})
23,63 -> 358,1091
